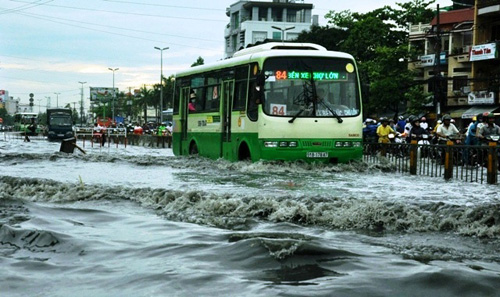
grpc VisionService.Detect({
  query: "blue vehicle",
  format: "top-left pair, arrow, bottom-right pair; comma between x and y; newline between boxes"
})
46,108 -> 74,140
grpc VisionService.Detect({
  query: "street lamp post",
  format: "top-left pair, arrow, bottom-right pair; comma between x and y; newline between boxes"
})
78,81 -> 87,126
154,46 -> 169,123
271,25 -> 295,42
108,67 -> 119,122
54,92 -> 60,108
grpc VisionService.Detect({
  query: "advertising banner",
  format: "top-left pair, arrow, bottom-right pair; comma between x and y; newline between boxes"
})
90,87 -> 119,103
470,43 -> 498,62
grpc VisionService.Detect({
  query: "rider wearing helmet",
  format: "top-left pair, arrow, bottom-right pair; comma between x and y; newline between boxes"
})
436,115 -> 459,143
465,113 -> 481,145
396,116 -> 406,133
420,116 -> 429,130
376,117 -> 395,143
477,113 -> 500,142
409,116 -> 429,143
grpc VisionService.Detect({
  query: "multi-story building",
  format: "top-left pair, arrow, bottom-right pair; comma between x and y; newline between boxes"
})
224,0 -> 318,58
408,1 -> 500,123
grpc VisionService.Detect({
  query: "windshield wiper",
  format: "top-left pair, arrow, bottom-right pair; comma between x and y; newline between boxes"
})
318,101 -> 343,124
289,108 -> 305,123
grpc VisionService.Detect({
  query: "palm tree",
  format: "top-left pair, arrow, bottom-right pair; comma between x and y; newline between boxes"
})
139,85 -> 153,124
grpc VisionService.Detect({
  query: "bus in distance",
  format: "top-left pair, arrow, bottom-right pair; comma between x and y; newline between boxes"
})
172,42 -> 363,163
14,111 -> 39,135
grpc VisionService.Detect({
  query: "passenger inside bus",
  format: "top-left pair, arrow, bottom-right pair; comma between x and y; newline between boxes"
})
189,92 -> 196,112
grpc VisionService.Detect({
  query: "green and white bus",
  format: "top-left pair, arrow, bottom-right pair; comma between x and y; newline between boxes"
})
172,42 -> 363,163
14,111 -> 39,135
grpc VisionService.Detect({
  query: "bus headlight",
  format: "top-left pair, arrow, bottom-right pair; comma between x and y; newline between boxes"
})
279,141 -> 289,147
289,141 -> 298,147
264,141 -> 278,148
335,141 -> 358,147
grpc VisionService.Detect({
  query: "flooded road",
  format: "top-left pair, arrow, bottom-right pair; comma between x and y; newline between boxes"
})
1,136 -> 499,296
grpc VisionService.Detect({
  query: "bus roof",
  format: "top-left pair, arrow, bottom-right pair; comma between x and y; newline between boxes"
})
175,42 -> 355,78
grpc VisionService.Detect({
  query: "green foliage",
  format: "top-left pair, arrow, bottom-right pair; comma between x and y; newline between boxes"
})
0,107 -> 14,125
298,0 -> 438,116
191,56 -> 204,67
294,25 -> 348,51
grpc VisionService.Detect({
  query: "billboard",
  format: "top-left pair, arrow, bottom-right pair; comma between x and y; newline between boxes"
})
90,87 -> 119,103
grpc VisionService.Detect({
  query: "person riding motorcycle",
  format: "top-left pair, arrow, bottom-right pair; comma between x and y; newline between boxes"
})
376,117 -> 395,143
436,115 -> 459,144
465,114 -> 481,146
477,113 -> 500,143
408,117 -> 430,143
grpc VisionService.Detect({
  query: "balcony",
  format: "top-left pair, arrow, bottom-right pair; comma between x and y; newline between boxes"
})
409,23 -> 432,35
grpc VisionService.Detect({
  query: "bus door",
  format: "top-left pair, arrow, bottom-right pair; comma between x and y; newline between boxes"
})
180,87 -> 190,152
221,80 -> 234,158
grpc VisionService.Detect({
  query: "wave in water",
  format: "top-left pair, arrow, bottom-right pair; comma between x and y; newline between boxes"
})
1,176 -> 499,239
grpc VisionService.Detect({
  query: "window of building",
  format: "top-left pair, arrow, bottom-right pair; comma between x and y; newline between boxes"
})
287,9 -> 305,22
286,32 -> 299,41
452,75 -> 468,92
232,35 -> 237,51
272,31 -> 281,40
492,24 -> 500,41
271,8 -> 282,22
232,12 -> 239,29
258,8 -> 266,21
252,31 -> 267,43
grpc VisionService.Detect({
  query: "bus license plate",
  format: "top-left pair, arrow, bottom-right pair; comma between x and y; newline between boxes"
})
307,152 -> 328,158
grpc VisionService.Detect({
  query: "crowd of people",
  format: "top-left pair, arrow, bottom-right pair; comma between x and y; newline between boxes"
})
363,112 -> 500,146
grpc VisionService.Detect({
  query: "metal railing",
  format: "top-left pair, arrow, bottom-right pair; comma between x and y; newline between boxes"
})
363,141 -> 499,184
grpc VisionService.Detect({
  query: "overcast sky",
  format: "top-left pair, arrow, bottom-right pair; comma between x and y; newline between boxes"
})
0,0 -> 453,110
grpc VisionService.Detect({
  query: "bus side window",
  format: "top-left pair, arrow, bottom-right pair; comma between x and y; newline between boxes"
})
233,81 -> 247,111
247,81 -> 259,121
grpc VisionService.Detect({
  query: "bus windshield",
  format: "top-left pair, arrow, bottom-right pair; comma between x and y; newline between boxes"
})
261,57 -> 360,118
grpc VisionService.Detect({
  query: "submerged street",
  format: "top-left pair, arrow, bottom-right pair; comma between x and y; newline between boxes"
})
1,136 -> 499,297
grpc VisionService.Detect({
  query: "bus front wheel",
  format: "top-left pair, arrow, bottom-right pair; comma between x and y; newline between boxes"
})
189,142 -> 199,155
238,142 -> 251,161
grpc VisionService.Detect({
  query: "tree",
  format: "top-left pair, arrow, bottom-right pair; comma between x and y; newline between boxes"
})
294,25 -> 348,51
138,85 -> 153,123
191,56 -> 204,67
0,107 -> 14,125
297,0 -> 438,117
163,75 -> 175,109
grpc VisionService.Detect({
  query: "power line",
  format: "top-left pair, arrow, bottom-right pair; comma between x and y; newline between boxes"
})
101,0 -> 224,11
0,0 -> 53,15
16,10 -> 220,43
15,11 -> 224,52
7,0 -> 226,22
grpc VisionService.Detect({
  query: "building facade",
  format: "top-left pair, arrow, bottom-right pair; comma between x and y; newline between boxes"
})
224,0 -> 317,58
408,0 -> 500,121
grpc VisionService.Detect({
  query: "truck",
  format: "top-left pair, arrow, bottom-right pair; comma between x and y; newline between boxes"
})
46,108 -> 74,141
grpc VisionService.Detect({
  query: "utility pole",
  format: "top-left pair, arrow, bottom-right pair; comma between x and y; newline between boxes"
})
78,81 -> 87,126
108,67 -> 119,122
54,92 -> 60,108
433,4 -> 443,116
154,46 -> 169,123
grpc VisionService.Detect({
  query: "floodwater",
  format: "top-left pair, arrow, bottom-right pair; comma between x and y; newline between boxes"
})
1,134 -> 499,297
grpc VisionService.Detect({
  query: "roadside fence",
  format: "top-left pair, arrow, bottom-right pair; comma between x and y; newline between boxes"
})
364,140 -> 499,184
